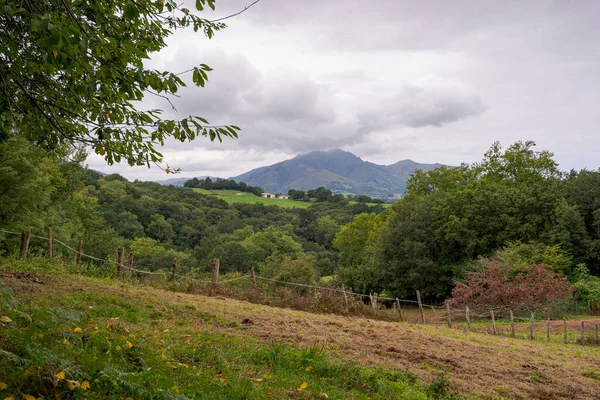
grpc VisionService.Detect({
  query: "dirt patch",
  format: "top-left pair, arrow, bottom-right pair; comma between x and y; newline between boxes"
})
5,274 -> 600,399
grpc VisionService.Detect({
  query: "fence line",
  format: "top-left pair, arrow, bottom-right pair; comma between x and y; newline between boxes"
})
3,227 -> 599,347
0,228 -> 442,308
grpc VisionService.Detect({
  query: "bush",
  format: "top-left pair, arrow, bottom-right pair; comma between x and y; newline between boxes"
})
448,258 -> 572,314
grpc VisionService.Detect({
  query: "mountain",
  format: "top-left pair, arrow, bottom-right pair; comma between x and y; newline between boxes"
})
231,149 -> 443,197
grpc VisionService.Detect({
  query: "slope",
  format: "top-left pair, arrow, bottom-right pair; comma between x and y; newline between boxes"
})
3,270 -> 600,399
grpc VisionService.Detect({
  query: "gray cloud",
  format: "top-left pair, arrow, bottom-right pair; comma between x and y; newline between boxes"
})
91,0 -> 600,181
359,77 -> 487,130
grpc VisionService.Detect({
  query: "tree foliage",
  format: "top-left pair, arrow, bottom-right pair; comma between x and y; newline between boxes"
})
0,0 -> 239,167
448,258 -> 572,314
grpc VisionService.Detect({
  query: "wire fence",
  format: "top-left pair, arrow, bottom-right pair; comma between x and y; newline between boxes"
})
2,228 -> 599,347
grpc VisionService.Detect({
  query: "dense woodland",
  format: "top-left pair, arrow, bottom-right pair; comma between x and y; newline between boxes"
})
1,137 -> 600,306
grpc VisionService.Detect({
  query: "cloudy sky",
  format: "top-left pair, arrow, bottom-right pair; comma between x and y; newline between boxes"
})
88,0 -> 600,181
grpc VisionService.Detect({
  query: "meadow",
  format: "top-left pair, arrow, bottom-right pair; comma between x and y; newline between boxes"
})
191,188 -> 313,208
2,258 -> 600,399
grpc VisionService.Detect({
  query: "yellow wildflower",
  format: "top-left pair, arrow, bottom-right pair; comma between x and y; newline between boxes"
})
56,371 -> 65,381
124,341 -> 133,349
66,380 -> 80,390
81,381 -> 90,390
305,366 -> 313,372
297,382 -> 308,391
73,327 -> 82,333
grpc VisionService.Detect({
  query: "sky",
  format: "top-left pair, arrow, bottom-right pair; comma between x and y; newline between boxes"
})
88,0 -> 600,181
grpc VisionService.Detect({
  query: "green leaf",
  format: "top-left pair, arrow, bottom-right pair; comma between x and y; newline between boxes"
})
196,0 -> 204,11
32,18 -> 48,31
38,33 -> 62,49
123,2 -> 140,20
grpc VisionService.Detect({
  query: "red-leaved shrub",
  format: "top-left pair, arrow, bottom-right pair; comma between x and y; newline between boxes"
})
448,259 -> 572,314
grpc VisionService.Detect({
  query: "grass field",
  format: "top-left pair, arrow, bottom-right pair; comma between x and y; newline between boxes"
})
192,188 -> 394,209
2,261 -> 600,399
0,266 -> 458,400
192,188 -> 313,208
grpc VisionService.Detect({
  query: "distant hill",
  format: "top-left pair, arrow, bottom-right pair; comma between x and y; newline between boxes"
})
232,149 -> 443,197
155,176 -> 220,187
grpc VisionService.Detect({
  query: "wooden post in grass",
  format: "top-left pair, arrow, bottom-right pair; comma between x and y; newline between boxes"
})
564,318 -> 568,344
416,290 -> 425,325
128,252 -> 134,270
529,312 -> 535,340
491,310 -> 496,335
75,239 -> 83,265
396,298 -> 403,319
251,267 -> 257,290
466,306 -> 471,330
369,292 -> 374,309
171,258 -> 177,281
20,230 -> 31,259
510,310 -> 515,337
581,321 -> 585,344
446,303 -> 452,328
47,228 -> 52,258
546,318 -> 550,341
116,248 -> 124,278
211,258 -> 220,294
373,293 -> 378,309
342,284 -> 349,308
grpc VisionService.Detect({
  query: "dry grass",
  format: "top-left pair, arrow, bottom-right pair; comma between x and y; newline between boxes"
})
4,272 -> 600,399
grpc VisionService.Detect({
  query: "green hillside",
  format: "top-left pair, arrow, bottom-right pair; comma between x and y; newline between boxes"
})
192,188 -> 313,208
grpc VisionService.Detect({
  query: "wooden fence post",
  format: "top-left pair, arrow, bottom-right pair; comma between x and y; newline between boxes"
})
529,312 -> 535,340
47,228 -> 52,258
466,306 -> 471,330
564,317 -> 568,344
491,310 -> 496,335
171,258 -> 177,281
373,293 -> 378,309
416,290 -> 425,325
20,230 -> 31,259
581,321 -> 585,344
369,292 -> 374,308
128,252 -> 134,270
251,267 -> 257,289
446,303 -> 452,328
510,310 -> 515,337
116,248 -> 124,278
75,239 -> 83,265
396,298 -> 403,319
546,318 -> 550,341
211,258 -> 220,294
342,284 -> 348,308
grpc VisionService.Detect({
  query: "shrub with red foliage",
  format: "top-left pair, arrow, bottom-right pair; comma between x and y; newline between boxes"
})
448,259 -> 572,314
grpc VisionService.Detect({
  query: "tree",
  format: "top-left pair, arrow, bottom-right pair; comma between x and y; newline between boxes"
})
0,0 -> 240,168
448,258 -> 572,314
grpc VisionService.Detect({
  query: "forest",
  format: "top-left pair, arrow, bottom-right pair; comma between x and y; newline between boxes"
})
1,136 -> 599,306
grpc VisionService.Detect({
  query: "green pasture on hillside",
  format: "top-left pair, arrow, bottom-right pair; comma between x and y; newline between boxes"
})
192,189 -> 313,208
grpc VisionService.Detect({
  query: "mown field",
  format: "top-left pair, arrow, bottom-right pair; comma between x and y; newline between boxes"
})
0,265 -> 458,400
2,263 -> 600,399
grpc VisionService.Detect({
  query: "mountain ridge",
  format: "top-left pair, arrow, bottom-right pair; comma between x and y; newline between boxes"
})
232,149 -> 443,197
